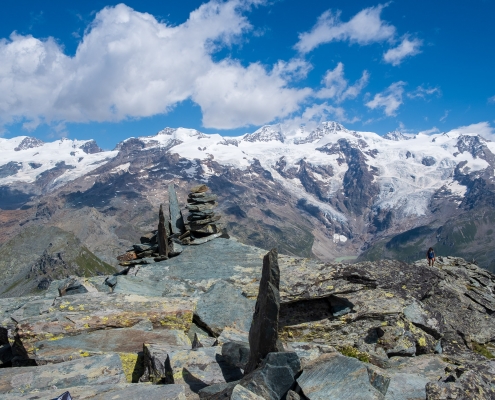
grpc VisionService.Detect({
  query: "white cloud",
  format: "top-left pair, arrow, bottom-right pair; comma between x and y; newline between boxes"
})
295,4 -> 395,53
383,36 -> 422,65
440,110 -> 449,122
447,122 -> 495,141
407,85 -> 441,99
0,1 -> 312,131
316,62 -> 369,102
488,95 -> 495,104
419,127 -> 440,135
365,81 -> 405,116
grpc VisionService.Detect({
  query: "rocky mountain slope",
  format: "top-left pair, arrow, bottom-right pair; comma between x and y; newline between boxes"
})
0,235 -> 493,399
1,121 -> 495,274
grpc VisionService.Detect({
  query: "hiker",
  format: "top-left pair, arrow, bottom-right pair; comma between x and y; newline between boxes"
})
426,247 -> 435,266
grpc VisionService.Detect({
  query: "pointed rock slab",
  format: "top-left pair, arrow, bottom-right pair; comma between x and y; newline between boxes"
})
195,281 -> 255,336
169,184 -> 186,235
296,352 -> 390,400
7,384 -> 188,400
158,204 -> 169,257
244,249 -> 282,375
190,184 -> 209,193
0,353 -> 126,395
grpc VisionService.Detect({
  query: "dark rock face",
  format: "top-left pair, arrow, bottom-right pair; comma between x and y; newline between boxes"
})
14,137 -> 44,151
79,140 -> 103,154
245,248 -> 283,375
422,156 -> 437,166
0,162 -> 22,179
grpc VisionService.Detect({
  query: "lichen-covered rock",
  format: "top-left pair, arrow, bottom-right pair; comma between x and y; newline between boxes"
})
0,353 -> 126,395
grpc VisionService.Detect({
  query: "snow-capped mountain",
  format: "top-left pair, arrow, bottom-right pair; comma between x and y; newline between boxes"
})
1,122 -> 495,270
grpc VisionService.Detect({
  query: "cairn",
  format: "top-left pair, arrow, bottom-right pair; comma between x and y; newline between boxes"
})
117,184 -> 225,266
184,184 -> 224,242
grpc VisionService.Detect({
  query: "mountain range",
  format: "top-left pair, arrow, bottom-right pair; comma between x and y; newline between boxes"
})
1,120 -> 495,296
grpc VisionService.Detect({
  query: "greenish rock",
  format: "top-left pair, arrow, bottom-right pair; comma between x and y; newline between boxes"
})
7,383 -> 188,400
32,327 -> 191,364
0,353 -> 126,395
0,225 -> 117,298
195,281 -> 255,336
297,352 -> 389,400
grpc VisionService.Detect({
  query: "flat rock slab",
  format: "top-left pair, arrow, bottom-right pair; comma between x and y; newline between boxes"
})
7,383 -> 188,400
135,239 -> 265,288
0,353 -> 126,395
231,384 -> 264,400
195,281 -> 255,336
297,353 -> 389,400
32,327 -> 190,364
12,293 -> 195,359
112,275 -> 195,297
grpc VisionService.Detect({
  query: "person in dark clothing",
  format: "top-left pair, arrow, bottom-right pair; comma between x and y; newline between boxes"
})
426,247 -> 435,266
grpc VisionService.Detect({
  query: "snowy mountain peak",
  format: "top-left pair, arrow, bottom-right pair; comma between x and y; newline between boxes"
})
243,125 -> 284,143
383,130 -> 415,141
294,121 -> 349,144
14,136 -> 45,152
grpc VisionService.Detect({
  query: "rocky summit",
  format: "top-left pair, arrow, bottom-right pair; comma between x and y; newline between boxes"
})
0,203 -> 494,400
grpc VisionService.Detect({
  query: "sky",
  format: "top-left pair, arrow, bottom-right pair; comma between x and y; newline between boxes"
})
0,0 -> 494,149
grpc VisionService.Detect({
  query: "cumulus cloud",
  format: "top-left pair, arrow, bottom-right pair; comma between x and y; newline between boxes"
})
407,85 -> 441,99
365,81 -> 406,116
295,4 -> 395,53
316,62 -> 369,102
447,122 -> 495,141
0,1 -> 312,131
383,36 -> 422,65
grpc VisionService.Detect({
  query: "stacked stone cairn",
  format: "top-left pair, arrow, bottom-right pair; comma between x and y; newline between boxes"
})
183,184 -> 225,244
117,184 -> 225,267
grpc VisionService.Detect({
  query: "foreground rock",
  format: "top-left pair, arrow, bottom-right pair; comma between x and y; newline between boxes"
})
245,248 -> 283,374
0,239 -> 494,399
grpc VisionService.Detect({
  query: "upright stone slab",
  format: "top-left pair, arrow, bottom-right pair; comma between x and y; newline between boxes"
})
244,248 -> 282,375
158,204 -> 169,257
169,184 -> 185,235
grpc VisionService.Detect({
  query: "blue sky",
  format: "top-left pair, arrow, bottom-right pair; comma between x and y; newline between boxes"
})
1,0 -> 494,149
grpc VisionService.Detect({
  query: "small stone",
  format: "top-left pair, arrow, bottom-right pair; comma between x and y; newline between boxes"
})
168,241 -> 183,257
133,243 -> 152,252
187,194 -> 217,203
187,202 -> 218,212
105,276 -> 118,287
137,250 -> 154,259
189,215 -> 221,226
190,184 -> 209,193
117,251 -> 138,262
190,223 -> 224,234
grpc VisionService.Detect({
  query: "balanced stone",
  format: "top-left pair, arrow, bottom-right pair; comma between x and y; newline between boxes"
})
189,215 -> 221,226
187,202 -> 218,212
190,224 -> 223,234
188,212 -> 216,221
187,194 -> 217,203
190,184 -> 209,193
189,192 -> 211,199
